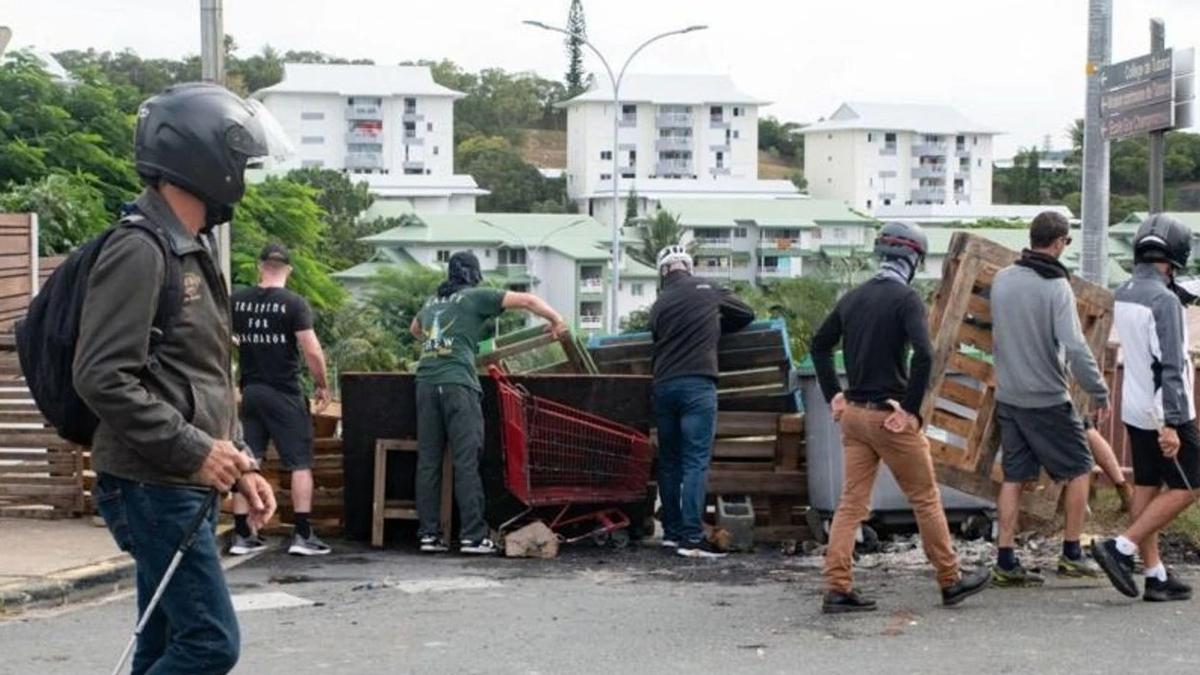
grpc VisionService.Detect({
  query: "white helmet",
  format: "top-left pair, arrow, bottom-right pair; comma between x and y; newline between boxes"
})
656,244 -> 693,276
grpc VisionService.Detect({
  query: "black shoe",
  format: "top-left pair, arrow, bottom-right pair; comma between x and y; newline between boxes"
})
822,589 -> 878,614
943,567 -> 991,606
1091,539 -> 1139,598
1144,572 -> 1193,602
676,539 -> 728,559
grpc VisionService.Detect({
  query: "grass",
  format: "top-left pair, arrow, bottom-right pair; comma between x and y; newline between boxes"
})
1090,486 -> 1200,547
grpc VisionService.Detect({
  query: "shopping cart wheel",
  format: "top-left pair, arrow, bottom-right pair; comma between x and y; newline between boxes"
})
609,529 -> 631,549
590,531 -> 611,548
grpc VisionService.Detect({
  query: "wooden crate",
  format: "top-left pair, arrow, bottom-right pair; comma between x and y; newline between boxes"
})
920,233 -> 1114,521
477,325 -> 597,374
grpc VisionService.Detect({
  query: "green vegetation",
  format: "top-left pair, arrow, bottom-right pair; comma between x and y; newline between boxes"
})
739,277 -> 839,361
564,0 -> 589,98
626,209 -> 693,270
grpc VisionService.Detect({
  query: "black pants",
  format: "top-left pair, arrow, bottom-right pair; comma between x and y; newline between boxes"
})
415,382 -> 488,541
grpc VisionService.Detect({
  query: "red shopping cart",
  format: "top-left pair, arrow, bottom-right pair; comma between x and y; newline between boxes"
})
490,366 -> 652,546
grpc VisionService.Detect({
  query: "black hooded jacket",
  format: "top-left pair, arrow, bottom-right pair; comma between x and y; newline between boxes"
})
649,271 -> 755,383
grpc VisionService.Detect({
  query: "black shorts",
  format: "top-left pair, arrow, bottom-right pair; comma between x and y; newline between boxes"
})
997,401 -> 1093,482
1127,422 -> 1200,490
241,383 -> 313,471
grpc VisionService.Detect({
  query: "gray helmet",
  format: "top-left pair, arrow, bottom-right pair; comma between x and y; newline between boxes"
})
1134,214 -> 1192,270
874,221 -> 928,267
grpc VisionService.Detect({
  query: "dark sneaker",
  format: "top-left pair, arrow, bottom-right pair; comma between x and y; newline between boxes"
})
1144,572 -> 1193,602
1057,554 -> 1102,579
990,563 -> 1045,587
419,536 -> 449,553
942,567 -> 991,606
229,533 -> 267,556
1091,538 -> 1139,598
288,533 -> 331,556
460,538 -> 498,555
676,539 -> 727,559
822,589 -> 878,614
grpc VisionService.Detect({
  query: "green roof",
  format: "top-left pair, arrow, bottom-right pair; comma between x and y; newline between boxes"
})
485,268 -> 534,285
925,228 -> 1136,283
622,257 -> 659,278
658,197 -> 876,229
1113,212 -> 1200,237
363,213 -> 611,261
333,261 -> 395,281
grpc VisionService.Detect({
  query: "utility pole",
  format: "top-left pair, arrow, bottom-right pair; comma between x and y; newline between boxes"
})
199,0 -> 231,289
1081,0 -> 1111,286
1148,18 -> 1166,214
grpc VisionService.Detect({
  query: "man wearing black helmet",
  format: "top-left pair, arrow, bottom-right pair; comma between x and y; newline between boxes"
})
1094,214 -> 1198,602
410,251 -> 567,554
990,211 -> 1107,588
812,222 -> 990,613
74,83 -> 281,673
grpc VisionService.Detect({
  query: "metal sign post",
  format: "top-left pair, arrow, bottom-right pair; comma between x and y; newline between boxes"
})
1081,0 -> 1111,287
1149,19 -> 1166,214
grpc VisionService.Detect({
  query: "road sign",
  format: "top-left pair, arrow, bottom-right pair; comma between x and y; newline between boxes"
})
1100,46 -> 1195,139
1100,74 -> 1172,115
1104,100 -> 1173,139
1100,49 -> 1172,90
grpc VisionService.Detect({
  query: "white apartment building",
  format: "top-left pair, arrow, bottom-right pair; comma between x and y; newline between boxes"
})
562,74 -> 797,224
254,63 -> 485,213
802,102 -> 998,215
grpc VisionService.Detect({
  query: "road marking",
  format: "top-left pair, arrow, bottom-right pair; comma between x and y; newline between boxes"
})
391,577 -> 502,594
231,591 -> 315,612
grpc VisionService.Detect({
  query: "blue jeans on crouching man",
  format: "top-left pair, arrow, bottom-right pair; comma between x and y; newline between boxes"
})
655,376 -> 719,545
94,473 -> 239,675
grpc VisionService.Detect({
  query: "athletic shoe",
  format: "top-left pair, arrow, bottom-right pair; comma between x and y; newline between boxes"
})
990,563 -> 1045,587
942,567 -> 991,606
822,589 -> 877,614
1091,538 -> 1139,598
460,538 -> 498,555
1144,572 -> 1193,602
1056,554 -> 1102,579
660,539 -> 679,549
229,533 -> 267,556
676,540 -> 727,559
288,533 -> 332,556
419,535 -> 449,553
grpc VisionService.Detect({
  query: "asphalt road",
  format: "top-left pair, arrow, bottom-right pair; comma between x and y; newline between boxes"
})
1,540 -> 1198,675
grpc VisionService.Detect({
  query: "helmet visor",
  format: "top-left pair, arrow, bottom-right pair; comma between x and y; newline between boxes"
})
229,99 -> 294,164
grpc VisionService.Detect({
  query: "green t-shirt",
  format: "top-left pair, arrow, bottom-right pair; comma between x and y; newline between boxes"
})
415,287 -> 507,389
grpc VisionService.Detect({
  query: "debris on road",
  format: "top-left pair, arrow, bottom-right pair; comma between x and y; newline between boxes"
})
504,521 -> 559,559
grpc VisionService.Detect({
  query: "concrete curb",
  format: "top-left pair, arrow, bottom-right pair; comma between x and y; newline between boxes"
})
0,523 -> 236,616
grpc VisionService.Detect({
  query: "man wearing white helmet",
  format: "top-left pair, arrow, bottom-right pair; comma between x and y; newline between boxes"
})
649,244 -> 754,558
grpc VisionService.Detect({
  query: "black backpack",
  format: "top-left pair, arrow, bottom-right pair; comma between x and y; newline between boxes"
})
15,214 -> 183,445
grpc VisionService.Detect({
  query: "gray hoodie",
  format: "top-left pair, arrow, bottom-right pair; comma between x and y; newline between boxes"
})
991,264 -> 1109,409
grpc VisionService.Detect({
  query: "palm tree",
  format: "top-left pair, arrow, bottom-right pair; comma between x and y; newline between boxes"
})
627,209 -> 696,269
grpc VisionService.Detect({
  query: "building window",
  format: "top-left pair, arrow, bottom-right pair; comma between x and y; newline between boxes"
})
715,151 -> 725,168
956,135 -> 965,145
734,227 -> 747,238
427,122 -> 433,132
827,134 -> 833,140
977,159 -> 982,168
632,283 -> 644,297
622,104 -> 636,115
710,105 -> 723,120
885,132 -> 896,143
973,135 -> 978,145
436,250 -> 451,263
404,97 -> 416,113
868,132 -> 874,142
498,248 -> 527,265
485,250 -> 491,258
301,160 -> 324,168
404,121 -> 417,137
600,173 -> 612,180
301,136 -> 324,145
869,177 -> 874,187
733,107 -> 742,117
828,156 -> 832,162
433,146 -> 439,155
732,130 -> 740,139
867,199 -> 873,209
600,150 -> 612,160
883,198 -> 892,206
301,111 -> 324,121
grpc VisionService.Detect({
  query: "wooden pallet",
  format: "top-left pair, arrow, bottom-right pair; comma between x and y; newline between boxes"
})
920,233 -> 1114,521
476,325 -> 598,375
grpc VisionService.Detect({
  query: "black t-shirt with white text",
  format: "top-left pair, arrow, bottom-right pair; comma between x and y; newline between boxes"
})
232,286 -> 313,395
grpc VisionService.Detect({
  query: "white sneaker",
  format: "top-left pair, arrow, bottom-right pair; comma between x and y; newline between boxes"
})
676,540 -> 728,559
460,538 -> 498,555
229,533 -> 267,556
287,533 -> 332,556
661,539 -> 679,549
420,535 -> 449,553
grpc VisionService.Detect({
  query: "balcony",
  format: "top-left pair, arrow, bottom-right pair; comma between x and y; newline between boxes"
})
956,164 -> 971,176
759,238 -> 803,251
911,165 -> 947,179
403,160 -> 425,171
710,142 -> 731,152
955,145 -> 970,156
911,187 -> 947,202
710,117 -> 730,129
345,152 -> 384,170
618,115 -> 637,128
655,112 -> 693,128
953,191 -> 970,203
878,192 -> 896,201
402,135 -> 424,146
655,137 -> 693,152
655,161 -> 693,176
345,104 -> 382,120
579,277 -> 604,294
695,266 -> 731,278
912,142 -> 948,156
710,166 -> 732,177
616,164 -> 637,176
579,315 -> 604,330
402,111 -> 424,122
694,236 -> 732,250
345,129 -> 383,145
878,144 -> 898,156
757,267 -> 789,279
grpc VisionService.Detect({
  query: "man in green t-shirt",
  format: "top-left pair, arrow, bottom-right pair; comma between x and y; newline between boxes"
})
409,251 -> 567,554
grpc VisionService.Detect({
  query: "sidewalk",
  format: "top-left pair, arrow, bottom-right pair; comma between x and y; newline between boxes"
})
0,517 -> 132,615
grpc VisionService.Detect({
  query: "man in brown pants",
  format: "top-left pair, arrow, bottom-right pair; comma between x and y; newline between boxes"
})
811,221 -> 990,613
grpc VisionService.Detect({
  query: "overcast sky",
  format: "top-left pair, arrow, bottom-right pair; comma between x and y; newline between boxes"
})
6,0 -> 1199,157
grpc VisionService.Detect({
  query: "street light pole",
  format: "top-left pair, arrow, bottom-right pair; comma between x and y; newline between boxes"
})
523,20 -> 707,333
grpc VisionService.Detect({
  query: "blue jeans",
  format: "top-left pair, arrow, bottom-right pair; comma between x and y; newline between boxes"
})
654,376 -> 718,544
94,474 -> 239,675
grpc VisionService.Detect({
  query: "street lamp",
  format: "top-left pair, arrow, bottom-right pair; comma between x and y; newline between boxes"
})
479,217 -> 589,293
523,20 -> 708,333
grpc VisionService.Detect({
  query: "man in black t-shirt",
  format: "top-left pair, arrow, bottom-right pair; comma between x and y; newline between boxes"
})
231,244 -> 332,557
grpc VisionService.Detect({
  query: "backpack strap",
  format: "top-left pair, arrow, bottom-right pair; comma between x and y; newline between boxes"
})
118,214 -> 184,351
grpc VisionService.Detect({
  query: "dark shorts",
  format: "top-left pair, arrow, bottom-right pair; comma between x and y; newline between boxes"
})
997,401 -> 1093,482
1127,422 -> 1200,490
241,383 -> 313,471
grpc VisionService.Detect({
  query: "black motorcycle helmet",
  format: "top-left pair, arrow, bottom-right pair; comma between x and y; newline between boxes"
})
874,221 -> 929,272
135,83 -> 289,228
1133,213 -> 1192,271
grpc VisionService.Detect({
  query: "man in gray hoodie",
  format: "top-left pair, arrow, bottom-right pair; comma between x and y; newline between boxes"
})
990,211 -> 1108,586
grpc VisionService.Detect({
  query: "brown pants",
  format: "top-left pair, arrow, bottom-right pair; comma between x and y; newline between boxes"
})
824,406 -> 960,592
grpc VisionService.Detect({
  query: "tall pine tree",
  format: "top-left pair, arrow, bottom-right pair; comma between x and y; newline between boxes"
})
565,0 -> 588,97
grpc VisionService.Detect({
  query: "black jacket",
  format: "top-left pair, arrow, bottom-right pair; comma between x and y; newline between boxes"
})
649,271 -> 755,383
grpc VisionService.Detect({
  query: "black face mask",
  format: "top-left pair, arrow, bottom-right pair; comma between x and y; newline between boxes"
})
438,252 -> 483,297
204,202 -> 233,233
